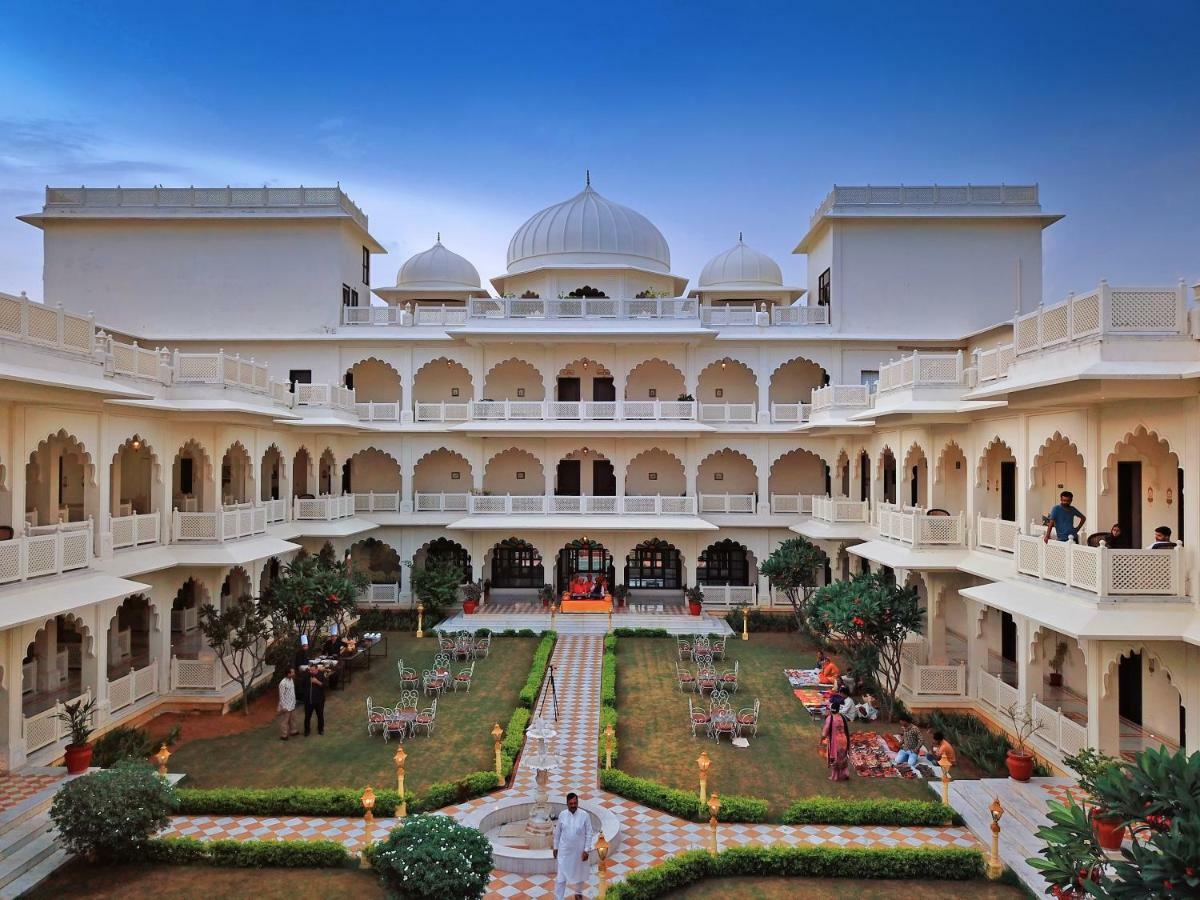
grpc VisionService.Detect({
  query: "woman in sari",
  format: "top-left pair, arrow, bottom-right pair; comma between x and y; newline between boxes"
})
822,699 -> 851,781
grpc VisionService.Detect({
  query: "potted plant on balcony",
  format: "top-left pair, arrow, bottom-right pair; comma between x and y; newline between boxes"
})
1002,702 -> 1043,782
1049,640 -> 1069,687
462,581 -> 482,615
677,393 -> 695,402
685,585 -> 704,617
57,696 -> 99,774
1064,747 -> 1126,850
611,583 -> 630,608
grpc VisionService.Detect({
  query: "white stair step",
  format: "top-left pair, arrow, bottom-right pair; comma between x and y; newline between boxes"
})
0,817 -> 60,894
3,846 -> 69,899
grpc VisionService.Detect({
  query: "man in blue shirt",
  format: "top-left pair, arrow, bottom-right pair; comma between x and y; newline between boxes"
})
1043,491 -> 1086,543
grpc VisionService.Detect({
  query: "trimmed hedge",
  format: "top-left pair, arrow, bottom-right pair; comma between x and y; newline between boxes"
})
599,635 -> 619,764
144,836 -> 351,868
612,627 -> 671,638
600,769 -> 768,823
518,632 -> 558,708
723,609 -> 800,633
607,846 -> 987,898
781,796 -> 959,826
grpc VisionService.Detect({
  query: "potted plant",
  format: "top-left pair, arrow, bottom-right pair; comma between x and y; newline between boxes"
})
57,696 -> 99,774
677,393 -> 695,402
1064,747 -> 1126,850
1048,640 -> 1069,687
685,585 -> 704,616
538,583 -> 556,608
1002,702 -> 1043,781
462,581 -> 482,615
612,584 -> 630,608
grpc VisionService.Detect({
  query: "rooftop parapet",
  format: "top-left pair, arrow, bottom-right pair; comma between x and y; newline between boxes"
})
809,184 -> 1042,228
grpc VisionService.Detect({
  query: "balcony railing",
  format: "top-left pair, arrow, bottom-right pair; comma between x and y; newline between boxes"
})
0,520 -> 94,584
1014,281 -> 1188,357
811,384 -> 872,412
356,401 -> 402,422
877,504 -> 966,547
698,403 -> 756,424
770,494 -> 819,515
366,583 -> 403,604
698,584 -> 758,608
1031,696 -> 1090,758
770,402 -> 811,424
24,689 -> 92,753
414,401 -> 471,422
772,305 -> 829,325
811,496 -> 871,524
171,503 -> 267,543
900,658 -> 968,697
466,495 -> 697,515
974,343 -> 1017,384
108,660 -> 158,714
173,350 -> 271,394
699,494 -> 756,514
976,668 -> 1021,715
810,184 -> 1040,227
1014,534 -> 1183,597
468,297 -> 698,320
295,383 -> 356,413
110,511 -> 161,551
877,350 -> 966,394
262,498 -> 288,524
293,494 -> 356,520
352,491 -> 402,513
975,515 -> 1019,554
0,291 -> 96,356
170,654 -> 244,691
341,305 -> 470,327
414,492 -> 470,513
469,399 -> 697,422
102,334 -> 170,382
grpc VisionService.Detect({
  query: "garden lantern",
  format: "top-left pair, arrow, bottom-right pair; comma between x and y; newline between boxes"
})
394,746 -> 408,816
697,750 -> 711,803
153,742 -> 171,777
939,752 -> 953,805
741,605 -> 749,641
596,833 -> 610,898
604,723 -> 615,770
707,793 -> 721,854
492,723 -> 504,779
987,797 -> 1005,879
415,603 -> 424,638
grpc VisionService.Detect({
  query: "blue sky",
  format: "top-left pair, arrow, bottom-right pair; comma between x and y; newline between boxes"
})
1,0 -> 1197,302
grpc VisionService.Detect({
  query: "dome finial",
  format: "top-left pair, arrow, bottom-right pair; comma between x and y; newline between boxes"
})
436,231 -> 441,243
738,231 -> 743,242
585,168 -> 591,188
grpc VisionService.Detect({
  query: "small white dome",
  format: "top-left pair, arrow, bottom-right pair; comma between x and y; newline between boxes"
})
506,181 -> 671,274
698,237 -> 784,288
395,239 -> 481,290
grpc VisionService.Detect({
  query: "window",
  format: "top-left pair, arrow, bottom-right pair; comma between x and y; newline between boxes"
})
490,539 -> 544,588
697,540 -> 751,586
362,247 -> 370,285
818,268 -> 831,307
180,458 -> 194,495
351,288 -> 359,307
625,540 -> 682,589
344,372 -> 354,390
342,284 -> 355,307
288,370 -> 312,393
425,538 -> 471,584
859,370 -> 879,389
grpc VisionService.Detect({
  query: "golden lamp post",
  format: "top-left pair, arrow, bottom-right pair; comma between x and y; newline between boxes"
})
550,600 -> 558,628
394,746 -> 408,817
939,752 -> 953,805
492,723 -> 504,780
741,606 -> 750,641
360,786 -> 376,867
696,750 -> 711,804
987,797 -> 1005,879
415,603 -> 425,638
707,793 -> 722,855
596,833 -> 610,899
607,604 -> 613,633
604,723 -> 615,771
153,742 -> 171,777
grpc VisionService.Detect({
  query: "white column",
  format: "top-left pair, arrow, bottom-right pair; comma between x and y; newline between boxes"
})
965,600 -> 988,698
400,445 -> 414,514
925,575 -> 947,666
756,350 -> 771,425
400,348 -> 415,424
1085,641 -> 1121,756
1015,615 -> 1041,710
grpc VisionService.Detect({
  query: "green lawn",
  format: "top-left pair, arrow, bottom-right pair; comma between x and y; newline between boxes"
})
168,632 -> 536,790
27,863 -> 384,899
666,877 -> 1025,899
615,634 -> 934,817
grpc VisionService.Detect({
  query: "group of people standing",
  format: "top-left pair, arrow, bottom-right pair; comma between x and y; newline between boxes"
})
276,663 -> 328,739
1043,489 -> 1178,548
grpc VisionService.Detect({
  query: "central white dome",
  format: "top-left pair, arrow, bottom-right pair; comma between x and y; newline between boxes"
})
506,182 -> 671,274
698,237 -> 784,288
396,238 -> 481,291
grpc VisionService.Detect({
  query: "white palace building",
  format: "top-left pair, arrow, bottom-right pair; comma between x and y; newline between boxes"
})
0,179 -> 1197,774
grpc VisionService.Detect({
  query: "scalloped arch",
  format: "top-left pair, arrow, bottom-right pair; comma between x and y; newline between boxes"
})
32,429 -> 96,485
934,440 -> 966,485
414,356 -> 472,381
627,357 -> 685,379
345,356 -> 402,380
414,446 -> 473,472
768,354 -> 828,384
1101,425 -> 1179,496
697,447 -> 759,478
769,446 -> 828,474
1028,431 -> 1084,485
975,436 -> 1015,488
557,357 -> 613,378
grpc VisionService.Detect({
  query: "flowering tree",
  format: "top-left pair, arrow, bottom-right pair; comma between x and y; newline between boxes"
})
807,570 -> 922,717
198,596 -> 273,715
260,544 -> 367,649
760,537 -> 827,630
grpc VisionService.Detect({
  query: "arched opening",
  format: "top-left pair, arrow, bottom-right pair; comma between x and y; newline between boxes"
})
1111,647 -> 1184,755
768,449 -> 827,503
259,556 -> 282,597
344,358 -> 402,407
106,594 -> 153,678
484,449 -> 545,496
1029,434 -> 1086,536
933,442 -> 968,514
769,357 -> 828,405
556,358 -> 614,403
349,537 -> 403,590
260,444 -> 284,502
488,538 -> 544,590
624,538 -> 682,591
977,438 -> 1018,521
555,448 -> 614,497
697,539 -> 757,587
856,450 -> 871,502
697,358 -> 756,406
878,447 -> 897,505
413,537 -> 472,584
25,430 -> 95,525
902,444 -> 929,507
110,436 -> 156,516
292,447 -> 313,498
413,449 -> 472,495
344,448 -> 402,496
836,449 -> 851,498
555,538 -> 614,595
413,357 -> 473,404
220,442 -> 253,505
625,449 -> 685,496
698,449 -> 757,501
625,359 -> 685,402
318,448 -> 337,495
173,440 -> 212,512
1101,427 -> 1183,549
483,359 -> 545,402
170,578 -> 209,659
567,284 -> 608,298
23,615 -> 89,716
220,565 -> 254,610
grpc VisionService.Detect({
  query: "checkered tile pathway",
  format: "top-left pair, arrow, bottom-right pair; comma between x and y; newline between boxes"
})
163,633 -> 979,898
0,773 -> 63,814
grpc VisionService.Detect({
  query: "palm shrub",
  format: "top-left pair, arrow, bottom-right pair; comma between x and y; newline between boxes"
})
368,815 -> 493,899
92,723 -> 181,768
50,761 -> 176,861
407,558 -> 464,617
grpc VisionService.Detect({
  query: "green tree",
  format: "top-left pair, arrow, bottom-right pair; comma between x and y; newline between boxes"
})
760,537 -> 827,630
198,596 -> 273,715
50,761 -> 176,861
807,570 -> 922,718
409,558 -> 465,616
260,545 -> 367,648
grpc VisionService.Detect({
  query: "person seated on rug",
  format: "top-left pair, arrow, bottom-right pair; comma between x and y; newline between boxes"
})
928,730 -> 957,768
894,714 -> 923,768
837,672 -> 857,696
817,654 -> 841,685
840,694 -> 879,722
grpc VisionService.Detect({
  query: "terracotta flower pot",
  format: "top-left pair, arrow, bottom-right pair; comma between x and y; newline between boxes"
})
1005,749 -> 1035,781
1090,810 -> 1126,850
64,743 -> 93,774
688,601 -> 702,616
462,599 -> 478,615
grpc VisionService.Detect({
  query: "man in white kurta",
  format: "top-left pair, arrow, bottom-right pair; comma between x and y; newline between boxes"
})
552,792 -> 594,900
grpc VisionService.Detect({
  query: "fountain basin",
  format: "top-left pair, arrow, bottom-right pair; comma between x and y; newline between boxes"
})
461,798 -> 623,874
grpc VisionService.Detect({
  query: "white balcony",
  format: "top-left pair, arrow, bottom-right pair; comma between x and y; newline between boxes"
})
24,689 -> 92,753
468,400 -> 697,422
0,291 -> 95,356
811,496 -> 871,524
366,583 -> 403,605
341,304 -> 469,327
0,521 -> 94,584
110,512 -> 161,551
877,503 -> 966,547
1030,696 -> 1090,759
171,503 -> 267,543
466,495 -> 697,516
770,494 -> 818,515
811,384 -> 872,413
262,498 -> 288,524
468,296 -> 698,321
1014,534 -> 1183,597
900,656 -> 968,698
102,335 -> 170,382
414,492 -> 470,513
353,491 -> 402,513
772,305 -> 829,326
877,350 -> 967,394
293,494 -> 356,521
172,349 -> 271,394
295,383 -> 356,414
975,515 -> 1020,555
356,401 -> 402,422
698,403 -> 756,424
698,584 -> 757,608
107,660 -> 159,714
698,494 -> 756,514
770,402 -> 811,424
414,401 -> 471,422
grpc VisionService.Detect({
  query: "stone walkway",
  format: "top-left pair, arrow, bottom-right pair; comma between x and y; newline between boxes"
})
163,633 -> 979,898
